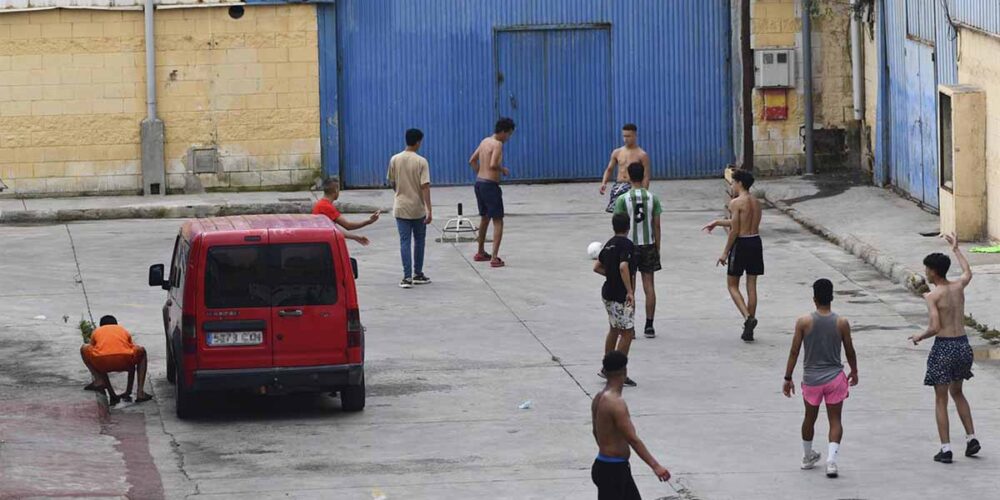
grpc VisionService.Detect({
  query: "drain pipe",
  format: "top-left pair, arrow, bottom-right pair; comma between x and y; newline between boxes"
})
144,0 -> 157,121
802,0 -> 815,175
850,0 -> 864,121
140,0 -> 166,196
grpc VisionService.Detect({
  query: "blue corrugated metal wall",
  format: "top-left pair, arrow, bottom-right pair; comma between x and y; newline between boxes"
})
950,0 -> 1000,35
332,0 -> 733,187
906,0 -> 936,42
935,0 -> 958,85
881,0 -> 940,208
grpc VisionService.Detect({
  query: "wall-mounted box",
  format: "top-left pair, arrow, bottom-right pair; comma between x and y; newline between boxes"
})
938,84 -> 986,241
755,49 -> 795,88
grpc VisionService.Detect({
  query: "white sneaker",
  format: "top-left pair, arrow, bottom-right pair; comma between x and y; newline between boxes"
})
801,450 -> 821,470
825,461 -> 838,478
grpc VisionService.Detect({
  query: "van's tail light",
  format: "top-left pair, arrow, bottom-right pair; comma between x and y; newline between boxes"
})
347,308 -> 363,348
182,314 -> 197,354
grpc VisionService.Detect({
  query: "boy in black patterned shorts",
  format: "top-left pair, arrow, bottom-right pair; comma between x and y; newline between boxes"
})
594,214 -> 638,387
909,234 -> 980,463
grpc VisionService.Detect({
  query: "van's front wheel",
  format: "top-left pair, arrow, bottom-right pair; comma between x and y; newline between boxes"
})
340,371 -> 365,412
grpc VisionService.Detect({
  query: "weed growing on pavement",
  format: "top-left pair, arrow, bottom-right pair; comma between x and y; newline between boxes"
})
965,314 -> 1000,345
79,318 -> 96,344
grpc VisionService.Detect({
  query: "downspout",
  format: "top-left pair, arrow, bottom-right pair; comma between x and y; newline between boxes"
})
145,0 -> 157,121
802,0 -> 815,175
850,0 -> 864,122
140,0 -> 166,196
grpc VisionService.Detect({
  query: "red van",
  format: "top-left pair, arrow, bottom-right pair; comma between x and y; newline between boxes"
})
148,215 -> 365,418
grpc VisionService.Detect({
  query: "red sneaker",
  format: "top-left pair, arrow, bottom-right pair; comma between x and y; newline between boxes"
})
473,252 -> 491,262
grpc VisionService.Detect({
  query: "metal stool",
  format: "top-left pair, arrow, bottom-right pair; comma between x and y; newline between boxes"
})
441,203 -> 477,243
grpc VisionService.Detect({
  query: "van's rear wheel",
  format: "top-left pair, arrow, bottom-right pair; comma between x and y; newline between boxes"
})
341,371 -> 365,412
165,340 -> 176,384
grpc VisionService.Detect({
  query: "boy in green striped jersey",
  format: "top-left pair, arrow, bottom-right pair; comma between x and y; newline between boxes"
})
614,163 -> 662,338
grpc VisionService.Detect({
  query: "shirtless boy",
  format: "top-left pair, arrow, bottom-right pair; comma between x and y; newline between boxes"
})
592,351 -> 671,499
909,234 -> 980,463
469,117 -> 515,268
600,124 -> 651,213
703,169 -> 764,341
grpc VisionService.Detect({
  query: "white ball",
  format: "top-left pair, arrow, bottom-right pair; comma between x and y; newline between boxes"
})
587,241 -> 603,260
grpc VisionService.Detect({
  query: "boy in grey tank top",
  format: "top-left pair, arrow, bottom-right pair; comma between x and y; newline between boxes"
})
782,279 -> 859,478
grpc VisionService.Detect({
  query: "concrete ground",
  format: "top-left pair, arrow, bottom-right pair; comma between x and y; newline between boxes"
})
758,173 -> 1000,336
2,180 -> 999,500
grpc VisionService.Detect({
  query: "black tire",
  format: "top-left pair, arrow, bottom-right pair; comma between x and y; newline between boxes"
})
340,371 -> 365,412
165,339 -> 176,385
175,359 -> 195,419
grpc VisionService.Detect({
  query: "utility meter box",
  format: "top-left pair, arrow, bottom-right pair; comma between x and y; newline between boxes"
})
938,84 -> 986,241
755,49 -> 795,88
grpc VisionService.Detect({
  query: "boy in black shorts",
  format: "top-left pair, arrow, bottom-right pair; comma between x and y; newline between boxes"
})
704,169 -> 764,341
594,214 -> 638,387
469,118 -> 515,267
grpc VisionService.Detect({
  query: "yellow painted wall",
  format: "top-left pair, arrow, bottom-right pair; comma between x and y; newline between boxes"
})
750,0 -> 854,175
0,5 -> 320,196
957,29 -> 1000,241
0,10 -> 144,194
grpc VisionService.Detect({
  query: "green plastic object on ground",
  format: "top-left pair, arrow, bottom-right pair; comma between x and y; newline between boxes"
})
970,245 -> 1000,254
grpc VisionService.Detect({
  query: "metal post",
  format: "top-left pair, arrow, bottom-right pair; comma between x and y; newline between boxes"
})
144,0 -> 157,121
742,0 -> 754,171
140,0 -> 166,196
802,0 -> 815,175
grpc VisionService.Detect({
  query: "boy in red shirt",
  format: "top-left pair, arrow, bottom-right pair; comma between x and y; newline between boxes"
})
312,179 -> 380,245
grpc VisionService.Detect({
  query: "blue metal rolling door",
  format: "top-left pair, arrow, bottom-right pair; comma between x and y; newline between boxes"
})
332,0 -> 733,187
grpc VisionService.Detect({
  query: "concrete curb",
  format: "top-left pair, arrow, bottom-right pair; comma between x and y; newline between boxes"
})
0,201 -> 389,225
759,189 -> 930,295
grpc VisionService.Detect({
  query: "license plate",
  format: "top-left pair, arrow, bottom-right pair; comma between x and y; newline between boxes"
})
207,331 -> 263,347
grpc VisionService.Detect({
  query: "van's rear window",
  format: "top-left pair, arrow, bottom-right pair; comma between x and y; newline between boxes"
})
204,244 -> 337,308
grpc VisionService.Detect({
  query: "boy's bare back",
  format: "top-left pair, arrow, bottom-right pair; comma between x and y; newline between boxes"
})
926,283 -> 967,339
728,192 -> 762,236
470,137 -> 504,182
591,390 -> 631,458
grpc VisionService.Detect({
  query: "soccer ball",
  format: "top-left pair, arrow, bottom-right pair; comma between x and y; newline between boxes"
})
587,241 -> 603,260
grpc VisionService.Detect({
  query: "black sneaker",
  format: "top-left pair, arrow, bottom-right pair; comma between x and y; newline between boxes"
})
598,369 -> 606,380
966,439 -> 981,457
624,377 -> 637,387
934,450 -> 953,463
399,278 -> 413,289
644,324 -> 655,339
412,274 -> 431,285
741,316 -> 758,342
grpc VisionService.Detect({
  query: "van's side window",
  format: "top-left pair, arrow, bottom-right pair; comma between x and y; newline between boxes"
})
205,245 -> 270,309
168,236 -> 181,285
174,241 -> 190,305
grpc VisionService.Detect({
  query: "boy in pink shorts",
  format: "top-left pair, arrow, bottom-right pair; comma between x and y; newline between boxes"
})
782,279 -> 858,478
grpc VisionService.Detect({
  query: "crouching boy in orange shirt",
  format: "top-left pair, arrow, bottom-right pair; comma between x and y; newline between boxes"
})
81,315 -> 152,406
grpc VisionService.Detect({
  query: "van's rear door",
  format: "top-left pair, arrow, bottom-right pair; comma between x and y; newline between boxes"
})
269,230 -> 347,367
198,232 -> 273,370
